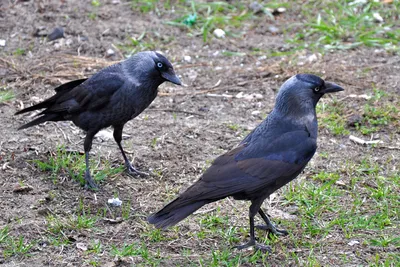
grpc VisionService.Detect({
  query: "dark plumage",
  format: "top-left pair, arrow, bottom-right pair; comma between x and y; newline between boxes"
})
148,74 -> 344,252
16,51 -> 181,189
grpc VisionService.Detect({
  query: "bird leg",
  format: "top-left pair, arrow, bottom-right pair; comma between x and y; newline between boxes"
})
113,126 -> 149,177
234,202 -> 272,253
84,131 -> 99,190
256,209 -> 288,236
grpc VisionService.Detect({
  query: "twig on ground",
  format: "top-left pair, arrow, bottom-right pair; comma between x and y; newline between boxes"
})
349,135 -> 383,145
193,207 -> 216,215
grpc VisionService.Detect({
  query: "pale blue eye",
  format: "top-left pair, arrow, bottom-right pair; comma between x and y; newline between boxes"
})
157,62 -> 163,68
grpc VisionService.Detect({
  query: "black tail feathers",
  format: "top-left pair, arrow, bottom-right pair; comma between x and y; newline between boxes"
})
15,78 -> 87,128
17,114 -> 60,130
148,200 -> 208,229
15,78 -> 87,115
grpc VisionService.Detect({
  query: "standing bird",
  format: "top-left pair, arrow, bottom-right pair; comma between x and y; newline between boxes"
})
148,74 -> 343,251
16,51 -> 181,189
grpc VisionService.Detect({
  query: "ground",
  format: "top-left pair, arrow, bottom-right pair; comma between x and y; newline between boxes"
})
0,0 -> 399,266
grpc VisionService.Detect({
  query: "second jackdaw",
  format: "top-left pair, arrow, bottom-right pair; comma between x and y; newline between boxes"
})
148,74 -> 343,252
16,51 -> 181,189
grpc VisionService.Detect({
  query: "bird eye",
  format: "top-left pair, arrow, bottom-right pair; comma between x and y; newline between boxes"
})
157,62 -> 163,69
314,86 -> 320,92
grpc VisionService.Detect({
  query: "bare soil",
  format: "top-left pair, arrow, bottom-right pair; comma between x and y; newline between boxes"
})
0,1 -> 399,266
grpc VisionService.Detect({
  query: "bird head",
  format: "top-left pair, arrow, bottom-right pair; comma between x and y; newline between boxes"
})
125,51 -> 182,87
152,52 -> 182,85
275,74 -> 344,116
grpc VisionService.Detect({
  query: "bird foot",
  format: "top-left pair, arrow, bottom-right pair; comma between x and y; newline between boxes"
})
234,240 -> 272,253
84,172 -> 99,190
126,163 -> 149,177
255,224 -> 288,236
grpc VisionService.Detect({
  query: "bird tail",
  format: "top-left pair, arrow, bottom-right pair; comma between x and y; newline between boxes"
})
15,78 -> 87,129
148,198 -> 208,229
18,114 -> 60,130
15,79 -> 87,115
15,100 -> 52,115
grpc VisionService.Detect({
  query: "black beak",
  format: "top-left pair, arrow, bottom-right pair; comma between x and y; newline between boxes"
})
322,81 -> 344,93
162,69 -> 182,85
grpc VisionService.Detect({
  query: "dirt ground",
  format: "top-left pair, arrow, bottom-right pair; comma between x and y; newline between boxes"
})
0,1 -> 399,266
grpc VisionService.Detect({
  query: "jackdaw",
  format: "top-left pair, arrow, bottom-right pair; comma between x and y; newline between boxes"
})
148,74 -> 343,252
16,51 -> 181,189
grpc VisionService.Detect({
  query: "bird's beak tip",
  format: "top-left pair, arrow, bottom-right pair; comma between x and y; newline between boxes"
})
171,79 -> 182,86
324,81 -> 344,93
162,71 -> 182,86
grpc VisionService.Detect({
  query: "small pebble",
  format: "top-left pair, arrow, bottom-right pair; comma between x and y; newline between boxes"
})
108,197 -> 122,207
213,28 -> 225,38
276,7 -> 286,13
0,39 -> 5,47
307,54 -> 319,63
79,36 -> 89,42
106,48 -> 115,57
348,240 -> 360,246
65,38 -> 73,46
267,25 -> 280,34
183,55 -> 191,62
47,27 -> 64,41
373,12 -> 384,23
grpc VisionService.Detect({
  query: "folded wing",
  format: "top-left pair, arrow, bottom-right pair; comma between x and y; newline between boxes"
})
16,71 -> 125,130
148,128 -> 317,228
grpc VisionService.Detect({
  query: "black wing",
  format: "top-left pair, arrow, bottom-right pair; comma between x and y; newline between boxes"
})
177,129 -> 317,204
17,68 -> 126,129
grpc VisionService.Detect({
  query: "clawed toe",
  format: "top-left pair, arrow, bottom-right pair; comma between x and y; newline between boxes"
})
84,173 -> 99,190
234,240 -> 272,253
254,243 -> 272,253
255,224 -> 288,236
127,164 -> 149,177
234,239 -> 255,250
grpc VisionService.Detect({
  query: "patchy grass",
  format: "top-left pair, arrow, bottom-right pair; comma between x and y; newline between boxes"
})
281,157 -> 400,266
111,242 -> 162,265
317,99 -> 350,136
131,0 -> 400,52
116,31 -> 158,58
357,100 -> 399,135
0,226 -> 35,259
317,88 -> 399,137
33,145 -> 124,187
291,0 -> 400,53
13,48 -> 26,56
0,90 -> 15,103
165,1 -> 253,42
131,0 -> 155,13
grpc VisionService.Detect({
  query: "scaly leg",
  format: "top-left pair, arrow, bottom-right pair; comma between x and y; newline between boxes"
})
256,209 -> 288,236
83,131 -> 99,189
234,200 -> 272,253
113,125 -> 148,176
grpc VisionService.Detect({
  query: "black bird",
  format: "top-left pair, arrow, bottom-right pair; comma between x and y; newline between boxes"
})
148,74 -> 343,251
16,51 -> 181,189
